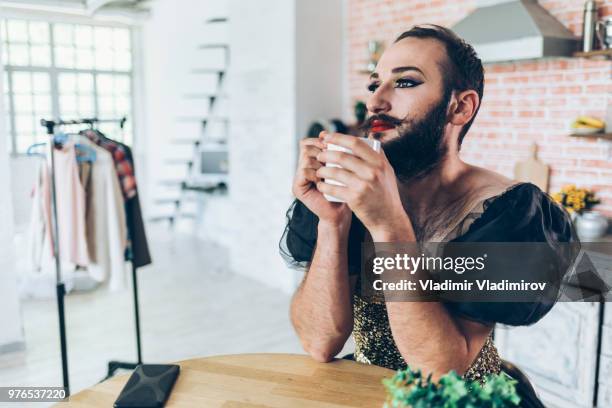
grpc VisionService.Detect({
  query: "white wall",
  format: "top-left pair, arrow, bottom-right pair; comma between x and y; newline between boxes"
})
10,156 -> 39,229
226,0 -> 297,293
0,41 -> 24,352
140,0 -> 344,293
141,0 -> 203,203
295,0 -> 344,136
226,0 -> 344,293
141,0 -> 229,219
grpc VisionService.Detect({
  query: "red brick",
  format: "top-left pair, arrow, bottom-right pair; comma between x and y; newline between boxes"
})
586,84 -> 612,94
488,111 -> 514,118
485,64 -> 516,73
518,110 -> 546,118
547,60 -> 571,70
579,160 -> 612,169
347,0 -> 612,210
550,86 -> 583,95
549,110 -> 581,119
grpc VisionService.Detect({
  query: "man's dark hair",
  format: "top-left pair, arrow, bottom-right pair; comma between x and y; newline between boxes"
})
394,24 -> 484,148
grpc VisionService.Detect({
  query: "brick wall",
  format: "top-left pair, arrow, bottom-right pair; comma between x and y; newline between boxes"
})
347,0 -> 612,216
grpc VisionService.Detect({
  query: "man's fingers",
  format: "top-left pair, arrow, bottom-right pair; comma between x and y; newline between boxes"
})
300,137 -> 326,150
317,150 -> 371,176
297,168 -> 319,183
316,166 -> 361,187
300,145 -> 323,161
316,180 -> 349,201
300,156 -> 323,170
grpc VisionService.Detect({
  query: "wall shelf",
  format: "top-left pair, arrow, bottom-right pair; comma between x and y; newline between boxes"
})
569,132 -> 612,140
573,49 -> 612,59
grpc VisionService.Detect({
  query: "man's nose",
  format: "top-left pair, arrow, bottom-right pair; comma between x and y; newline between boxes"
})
366,87 -> 392,115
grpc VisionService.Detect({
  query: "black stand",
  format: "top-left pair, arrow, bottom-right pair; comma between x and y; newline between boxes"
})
44,120 -> 71,396
105,263 -> 143,379
40,117 -> 142,394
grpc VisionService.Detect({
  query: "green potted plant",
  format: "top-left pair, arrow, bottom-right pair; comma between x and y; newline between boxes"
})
354,100 -> 367,125
382,366 -> 521,408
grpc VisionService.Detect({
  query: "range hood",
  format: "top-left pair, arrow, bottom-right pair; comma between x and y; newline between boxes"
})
452,0 -> 579,63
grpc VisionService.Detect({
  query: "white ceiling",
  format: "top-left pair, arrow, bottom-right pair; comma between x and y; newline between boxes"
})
84,0 -> 151,12
0,0 -> 153,16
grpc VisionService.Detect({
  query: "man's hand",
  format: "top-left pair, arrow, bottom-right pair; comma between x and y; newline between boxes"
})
293,133 -> 352,229
315,132 -> 413,241
290,135 -> 357,363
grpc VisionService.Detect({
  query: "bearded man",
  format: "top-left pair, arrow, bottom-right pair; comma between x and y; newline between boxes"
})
279,24 -> 576,398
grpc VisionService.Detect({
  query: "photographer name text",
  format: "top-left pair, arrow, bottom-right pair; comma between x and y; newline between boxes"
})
373,279 -> 547,292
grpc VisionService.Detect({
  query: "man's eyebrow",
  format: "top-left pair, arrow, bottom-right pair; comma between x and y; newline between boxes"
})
370,65 -> 427,79
369,66 -> 426,80
391,66 -> 426,78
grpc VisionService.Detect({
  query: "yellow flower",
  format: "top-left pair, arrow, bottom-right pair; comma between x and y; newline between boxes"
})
553,185 -> 599,215
561,184 -> 576,194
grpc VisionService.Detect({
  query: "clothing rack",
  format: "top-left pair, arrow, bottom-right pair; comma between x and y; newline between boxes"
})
39,116 -> 142,397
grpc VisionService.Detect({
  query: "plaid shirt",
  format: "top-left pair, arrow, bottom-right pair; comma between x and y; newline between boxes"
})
81,129 -> 137,200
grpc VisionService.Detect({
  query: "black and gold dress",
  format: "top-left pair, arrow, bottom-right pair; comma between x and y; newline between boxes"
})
279,182 -> 577,382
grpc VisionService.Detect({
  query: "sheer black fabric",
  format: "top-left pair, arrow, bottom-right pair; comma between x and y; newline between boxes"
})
445,182 -> 579,326
279,199 -> 365,274
278,182 -> 579,326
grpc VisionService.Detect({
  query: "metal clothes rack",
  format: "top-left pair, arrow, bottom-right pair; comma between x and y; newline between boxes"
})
39,116 -> 142,397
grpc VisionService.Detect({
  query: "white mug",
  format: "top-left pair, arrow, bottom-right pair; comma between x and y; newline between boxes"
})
322,138 -> 382,203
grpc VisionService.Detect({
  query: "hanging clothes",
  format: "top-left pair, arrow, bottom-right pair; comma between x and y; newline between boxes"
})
27,157 -> 52,273
119,143 -> 152,267
35,142 -> 90,267
81,129 -> 137,199
81,129 -> 151,267
26,141 -> 90,298
26,124 -> 151,297
78,160 -> 96,262
77,137 -> 128,291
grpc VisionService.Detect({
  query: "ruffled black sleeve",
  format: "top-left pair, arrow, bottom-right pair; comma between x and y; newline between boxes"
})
278,199 -> 365,274
444,182 -> 580,326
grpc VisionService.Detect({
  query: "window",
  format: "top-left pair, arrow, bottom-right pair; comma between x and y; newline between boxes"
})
1,18 -> 133,154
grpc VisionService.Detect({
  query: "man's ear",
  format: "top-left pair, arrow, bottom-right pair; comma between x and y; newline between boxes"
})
449,90 -> 479,126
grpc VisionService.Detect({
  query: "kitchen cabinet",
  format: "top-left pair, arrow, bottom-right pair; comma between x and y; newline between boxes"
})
495,302 -> 600,408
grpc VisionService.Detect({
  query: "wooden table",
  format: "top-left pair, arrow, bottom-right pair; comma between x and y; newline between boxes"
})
56,353 -> 394,407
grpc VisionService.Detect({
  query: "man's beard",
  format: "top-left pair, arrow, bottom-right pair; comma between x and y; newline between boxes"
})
371,90 -> 451,183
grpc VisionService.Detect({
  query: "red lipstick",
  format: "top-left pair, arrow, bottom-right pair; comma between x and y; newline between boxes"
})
370,119 -> 395,133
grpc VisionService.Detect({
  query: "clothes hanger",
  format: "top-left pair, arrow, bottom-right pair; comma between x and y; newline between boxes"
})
26,142 -> 46,158
26,134 -> 97,162
74,143 -> 97,162
56,132 -> 97,162
26,133 -> 69,157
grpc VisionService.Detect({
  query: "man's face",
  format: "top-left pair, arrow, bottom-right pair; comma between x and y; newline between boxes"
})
365,37 -> 452,182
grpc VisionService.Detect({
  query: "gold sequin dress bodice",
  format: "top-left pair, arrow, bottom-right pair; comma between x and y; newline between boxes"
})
350,187 -> 514,382
351,294 -> 501,383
